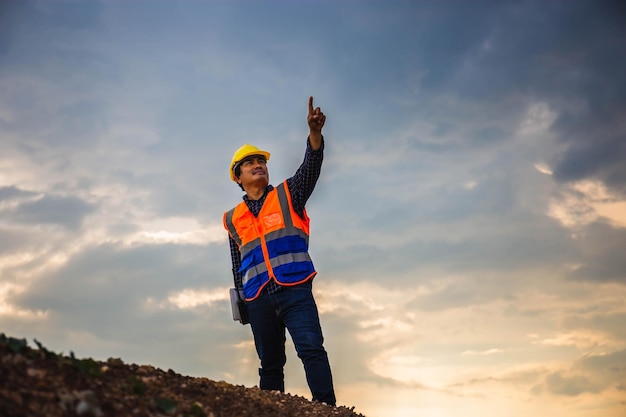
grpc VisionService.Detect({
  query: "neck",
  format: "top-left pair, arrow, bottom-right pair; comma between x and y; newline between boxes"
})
244,183 -> 267,200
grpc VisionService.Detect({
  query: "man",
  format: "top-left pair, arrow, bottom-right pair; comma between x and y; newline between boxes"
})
223,96 -> 336,406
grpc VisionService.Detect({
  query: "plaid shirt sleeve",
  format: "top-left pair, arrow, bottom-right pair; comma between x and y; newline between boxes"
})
286,136 -> 324,218
229,235 -> 243,290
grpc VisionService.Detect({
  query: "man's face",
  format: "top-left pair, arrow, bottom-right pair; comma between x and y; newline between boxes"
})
236,155 -> 269,189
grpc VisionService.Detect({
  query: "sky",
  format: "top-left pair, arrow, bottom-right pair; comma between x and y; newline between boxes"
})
1,0 -> 625,416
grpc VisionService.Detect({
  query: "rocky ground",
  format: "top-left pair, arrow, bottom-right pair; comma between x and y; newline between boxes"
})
0,334 -> 366,417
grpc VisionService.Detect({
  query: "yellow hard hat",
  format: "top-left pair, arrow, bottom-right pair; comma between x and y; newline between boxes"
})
229,144 -> 271,181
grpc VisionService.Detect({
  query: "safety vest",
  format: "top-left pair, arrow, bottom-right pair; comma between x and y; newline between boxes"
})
223,181 -> 317,301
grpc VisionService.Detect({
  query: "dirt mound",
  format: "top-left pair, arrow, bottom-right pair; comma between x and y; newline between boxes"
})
0,334 -> 366,417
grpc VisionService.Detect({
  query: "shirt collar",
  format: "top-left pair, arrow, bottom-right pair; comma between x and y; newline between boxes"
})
243,184 -> 274,202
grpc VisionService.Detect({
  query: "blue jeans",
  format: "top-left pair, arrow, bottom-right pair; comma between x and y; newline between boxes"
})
246,281 -> 336,405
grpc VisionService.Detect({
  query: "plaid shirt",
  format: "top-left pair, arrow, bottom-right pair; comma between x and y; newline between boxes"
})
228,137 -> 324,294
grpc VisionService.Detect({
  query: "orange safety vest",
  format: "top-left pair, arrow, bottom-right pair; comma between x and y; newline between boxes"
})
223,181 -> 317,301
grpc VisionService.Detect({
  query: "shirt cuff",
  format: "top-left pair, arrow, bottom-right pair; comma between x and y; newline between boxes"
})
307,135 -> 325,153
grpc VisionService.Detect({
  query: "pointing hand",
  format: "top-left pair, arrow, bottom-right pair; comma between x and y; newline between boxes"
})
307,96 -> 326,133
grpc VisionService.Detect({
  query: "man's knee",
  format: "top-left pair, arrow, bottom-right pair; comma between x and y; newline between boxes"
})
297,345 -> 329,364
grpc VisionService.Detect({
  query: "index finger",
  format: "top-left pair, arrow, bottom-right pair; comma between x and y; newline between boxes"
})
308,96 -> 314,114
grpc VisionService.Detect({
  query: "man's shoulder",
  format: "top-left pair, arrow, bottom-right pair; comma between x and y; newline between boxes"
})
225,200 -> 245,216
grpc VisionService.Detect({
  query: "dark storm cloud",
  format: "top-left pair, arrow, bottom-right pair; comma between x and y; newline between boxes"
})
0,185 -> 34,200
2,186 -> 95,232
370,0 -> 626,193
11,195 -> 95,230
553,136 -> 626,193
544,1 -> 626,192
474,1 -> 626,192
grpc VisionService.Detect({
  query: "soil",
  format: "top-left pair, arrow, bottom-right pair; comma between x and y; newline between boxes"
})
0,334 -> 366,417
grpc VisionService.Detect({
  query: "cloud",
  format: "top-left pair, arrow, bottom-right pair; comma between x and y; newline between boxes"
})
461,348 -> 505,356
562,311 -> 626,345
535,2 -> 626,193
10,194 -> 95,230
541,349 -> 626,397
0,226 -> 35,255
0,185 -> 36,201
548,180 -> 626,230
566,223 -> 626,283
13,242 -> 225,317
392,0 -> 626,196
576,350 -> 626,389
314,212 -> 577,289
544,371 -> 601,396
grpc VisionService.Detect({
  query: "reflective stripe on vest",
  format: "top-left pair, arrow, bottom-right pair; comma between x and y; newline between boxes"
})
223,181 -> 316,301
